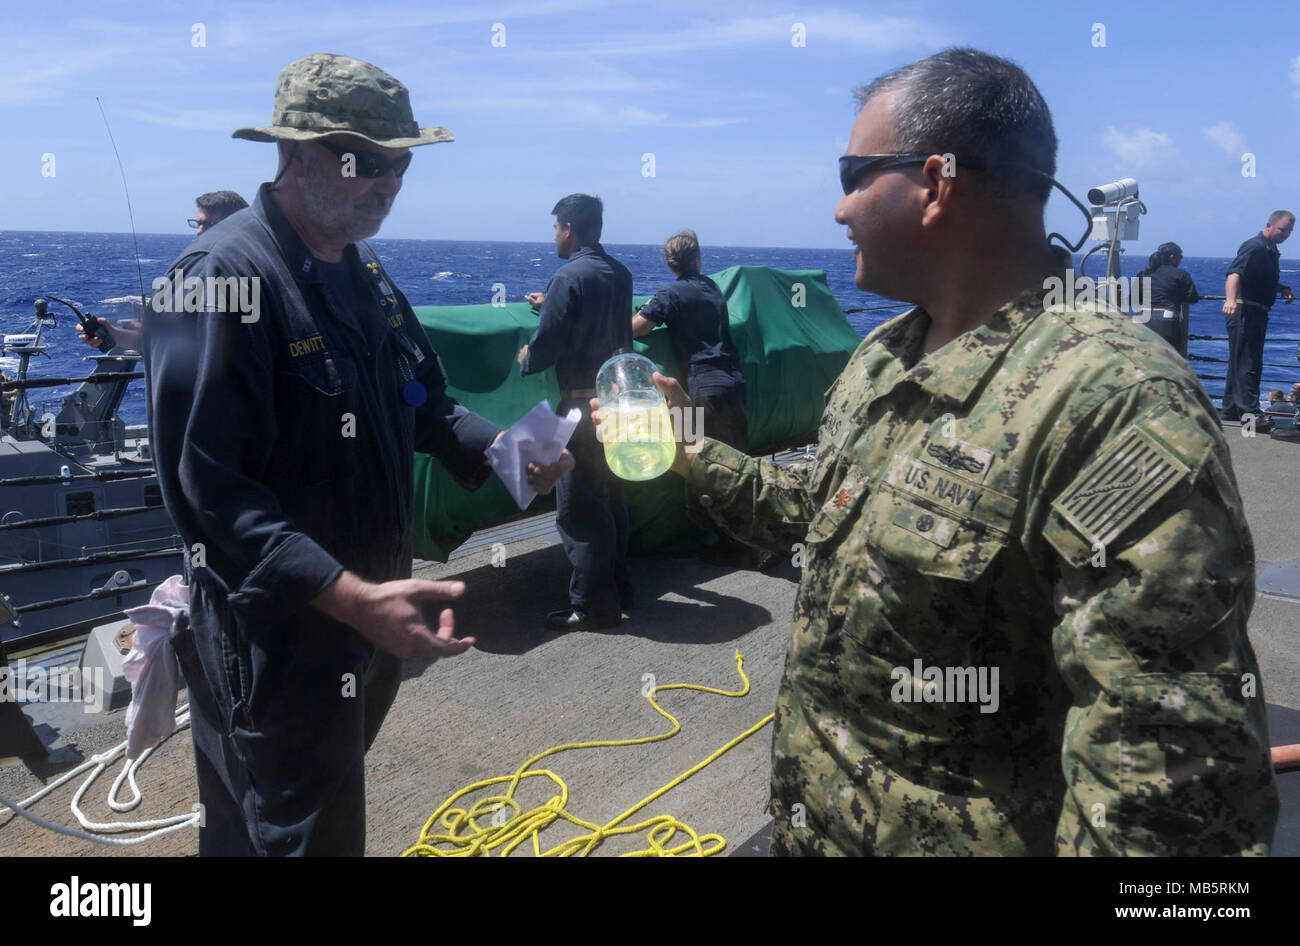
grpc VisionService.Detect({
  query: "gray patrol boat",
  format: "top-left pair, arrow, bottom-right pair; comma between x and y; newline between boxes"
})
0,296 -> 181,650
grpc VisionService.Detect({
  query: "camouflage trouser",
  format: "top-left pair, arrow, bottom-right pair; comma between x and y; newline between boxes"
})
766,685 -> 855,857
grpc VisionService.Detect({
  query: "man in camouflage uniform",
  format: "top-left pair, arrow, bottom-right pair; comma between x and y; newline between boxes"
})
666,48 -> 1279,855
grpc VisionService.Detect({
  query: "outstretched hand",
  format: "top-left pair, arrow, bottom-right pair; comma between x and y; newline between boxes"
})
313,573 -> 476,659
76,317 -> 111,350
590,371 -> 699,477
527,448 -> 575,493
652,371 -> 690,410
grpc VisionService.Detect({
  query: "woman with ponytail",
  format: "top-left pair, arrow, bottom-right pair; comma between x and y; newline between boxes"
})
1137,241 -> 1199,352
1140,241 -> 1200,309
631,230 -> 764,568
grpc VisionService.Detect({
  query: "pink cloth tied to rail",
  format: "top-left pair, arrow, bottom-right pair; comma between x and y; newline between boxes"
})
121,575 -> 190,760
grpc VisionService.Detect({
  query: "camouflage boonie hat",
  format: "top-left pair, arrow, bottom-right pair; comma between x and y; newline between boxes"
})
232,53 -> 453,148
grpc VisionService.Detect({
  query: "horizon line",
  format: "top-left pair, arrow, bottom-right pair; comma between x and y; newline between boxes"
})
0,229 -> 1261,259
0,228 -> 853,253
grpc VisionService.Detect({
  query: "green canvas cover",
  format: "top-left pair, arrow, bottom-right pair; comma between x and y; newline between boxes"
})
410,266 -> 860,561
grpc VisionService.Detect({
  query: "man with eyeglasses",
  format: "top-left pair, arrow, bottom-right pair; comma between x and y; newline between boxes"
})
656,47 -> 1277,855
188,190 -> 249,237
81,192 -> 249,352
144,53 -> 573,856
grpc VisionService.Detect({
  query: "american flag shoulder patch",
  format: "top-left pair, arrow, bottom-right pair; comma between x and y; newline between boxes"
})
1052,424 -> 1191,547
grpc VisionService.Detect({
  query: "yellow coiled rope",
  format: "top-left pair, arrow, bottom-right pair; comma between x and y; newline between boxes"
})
402,649 -> 774,857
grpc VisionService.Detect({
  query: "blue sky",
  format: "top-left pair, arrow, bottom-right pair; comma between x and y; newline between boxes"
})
3,0 -> 1299,256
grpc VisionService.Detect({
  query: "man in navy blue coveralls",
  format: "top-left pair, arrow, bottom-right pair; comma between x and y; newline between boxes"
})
1220,210 -> 1294,429
519,195 -> 635,631
144,54 -> 572,856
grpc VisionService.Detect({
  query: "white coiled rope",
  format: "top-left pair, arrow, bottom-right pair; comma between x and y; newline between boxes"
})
0,704 -> 198,846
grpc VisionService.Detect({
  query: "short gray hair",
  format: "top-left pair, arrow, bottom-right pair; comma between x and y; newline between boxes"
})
854,47 -> 1057,204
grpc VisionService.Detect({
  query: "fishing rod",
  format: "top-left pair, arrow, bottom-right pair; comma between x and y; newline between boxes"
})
95,97 -> 148,314
44,294 -> 116,350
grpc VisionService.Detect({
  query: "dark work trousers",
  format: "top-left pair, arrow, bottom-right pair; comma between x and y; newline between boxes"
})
1142,314 -> 1182,353
555,397 -> 631,620
174,579 -> 402,856
692,378 -> 749,454
692,375 -> 752,559
1222,309 -> 1269,418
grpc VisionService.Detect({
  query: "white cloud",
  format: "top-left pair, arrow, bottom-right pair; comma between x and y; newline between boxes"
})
1201,121 -> 1246,156
419,90 -> 743,130
0,1 -> 616,104
216,0 -> 620,51
550,12 -> 943,58
114,104 -> 264,132
800,12 -> 952,51
664,117 -> 745,129
417,62 -> 745,129
1101,127 -> 1174,168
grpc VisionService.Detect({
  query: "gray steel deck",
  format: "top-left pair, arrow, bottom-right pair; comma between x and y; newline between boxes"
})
1,441 -> 1296,856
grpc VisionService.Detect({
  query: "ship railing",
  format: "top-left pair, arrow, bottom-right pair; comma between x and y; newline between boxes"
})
0,542 -> 182,577
1157,296 -> 1300,399
73,532 -> 183,558
12,576 -> 171,617
846,299 -> 1300,409
0,371 -> 144,394
8,531 -> 181,567
0,504 -> 169,534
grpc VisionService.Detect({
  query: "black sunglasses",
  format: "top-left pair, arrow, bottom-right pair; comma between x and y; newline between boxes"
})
838,152 -> 1005,195
838,153 -> 929,195
315,140 -> 414,179
186,218 -> 201,229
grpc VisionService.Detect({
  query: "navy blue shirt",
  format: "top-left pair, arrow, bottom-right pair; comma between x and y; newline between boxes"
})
1227,233 -> 1284,309
145,183 -> 500,627
1145,264 -> 1199,310
638,272 -> 743,382
520,244 -> 633,391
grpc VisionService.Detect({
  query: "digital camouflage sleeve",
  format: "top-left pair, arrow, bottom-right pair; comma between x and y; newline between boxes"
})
684,289 -> 1279,856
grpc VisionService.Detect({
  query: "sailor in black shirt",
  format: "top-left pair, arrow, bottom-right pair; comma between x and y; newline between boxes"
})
1136,241 -> 1198,351
146,53 -> 575,856
634,230 -> 760,568
1142,242 -> 1200,309
633,230 -> 748,450
1220,211 -> 1295,423
520,194 -> 635,630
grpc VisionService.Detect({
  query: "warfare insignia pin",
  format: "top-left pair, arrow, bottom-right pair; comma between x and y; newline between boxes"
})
926,442 -> 988,475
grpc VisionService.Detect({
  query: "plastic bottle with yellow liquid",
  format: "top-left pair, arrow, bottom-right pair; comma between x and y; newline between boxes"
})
595,351 -> 676,481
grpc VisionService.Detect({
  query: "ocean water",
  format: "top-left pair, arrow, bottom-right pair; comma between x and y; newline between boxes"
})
1,229 -> 1297,426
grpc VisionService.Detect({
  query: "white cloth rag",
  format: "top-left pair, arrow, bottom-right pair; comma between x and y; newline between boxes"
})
121,574 -> 190,760
485,399 -> 581,510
